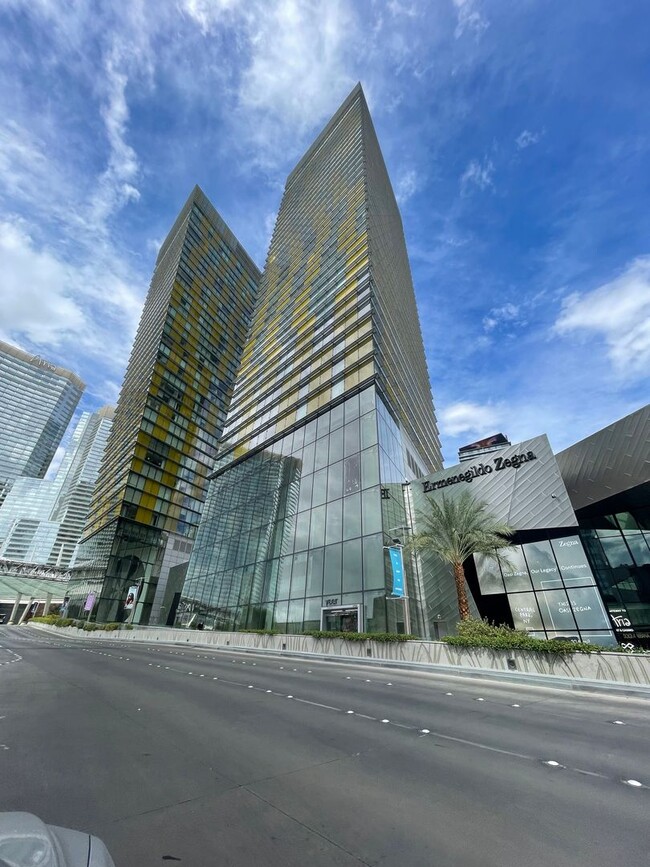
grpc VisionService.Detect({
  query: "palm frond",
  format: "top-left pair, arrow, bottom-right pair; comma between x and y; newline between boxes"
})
410,488 -> 515,568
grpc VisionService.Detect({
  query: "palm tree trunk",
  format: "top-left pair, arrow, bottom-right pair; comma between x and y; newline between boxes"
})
453,561 -> 471,621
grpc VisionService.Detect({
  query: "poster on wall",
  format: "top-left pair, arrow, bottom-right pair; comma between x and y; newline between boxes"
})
124,585 -> 139,611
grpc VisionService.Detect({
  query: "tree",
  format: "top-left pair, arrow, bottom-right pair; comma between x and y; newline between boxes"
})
410,489 -> 514,621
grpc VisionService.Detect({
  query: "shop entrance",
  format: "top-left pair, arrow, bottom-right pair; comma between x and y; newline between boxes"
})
320,604 -> 362,633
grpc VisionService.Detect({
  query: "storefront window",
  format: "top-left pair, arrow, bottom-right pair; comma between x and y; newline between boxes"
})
566,586 -> 611,630
364,589 -> 387,632
599,536 -> 634,569
474,552 -> 505,595
501,546 -> 532,592
508,592 -> 543,631
303,597 -> 322,630
625,534 -> 650,567
536,589 -> 577,632
524,540 -> 562,590
550,536 -> 595,586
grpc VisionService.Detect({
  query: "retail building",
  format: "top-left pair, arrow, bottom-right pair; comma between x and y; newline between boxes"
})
408,405 -> 649,648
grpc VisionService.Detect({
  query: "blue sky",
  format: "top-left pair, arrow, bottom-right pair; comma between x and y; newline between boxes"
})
0,0 -> 648,467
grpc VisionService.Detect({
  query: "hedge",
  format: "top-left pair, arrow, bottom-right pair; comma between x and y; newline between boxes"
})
441,619 -> 613,654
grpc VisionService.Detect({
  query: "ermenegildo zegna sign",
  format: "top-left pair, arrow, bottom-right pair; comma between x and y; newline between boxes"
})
422,451 -> 538,493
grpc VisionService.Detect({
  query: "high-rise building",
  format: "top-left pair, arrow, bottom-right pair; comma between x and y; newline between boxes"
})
0,407 -> 114,568
178,84 -> 441,635
65,186 -> 259,624
0,340 -> 84,506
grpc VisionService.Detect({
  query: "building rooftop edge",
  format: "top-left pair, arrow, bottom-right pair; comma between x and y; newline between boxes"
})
155,184 -> 262,278
0,339 -> 85,391
285,82 -> 365,188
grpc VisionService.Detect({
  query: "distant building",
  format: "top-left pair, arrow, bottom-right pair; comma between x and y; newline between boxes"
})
66,186 -> 259,624
458,433 -> 510,463
178,84 -> 442,635
0,340 -> 84,506
0,407 -> 114,569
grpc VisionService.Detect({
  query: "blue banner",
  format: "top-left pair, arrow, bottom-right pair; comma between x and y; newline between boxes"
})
389,546 -> 405,597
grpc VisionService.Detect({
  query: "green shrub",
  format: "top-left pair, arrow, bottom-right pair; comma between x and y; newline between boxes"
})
302,630 -> 417,643
103,622 -> 120,631
124,624 -> 134,630
239,628 -> 281,635
30,615 -> 59,625
82,623 -> 100,632
442,619 -> 613,654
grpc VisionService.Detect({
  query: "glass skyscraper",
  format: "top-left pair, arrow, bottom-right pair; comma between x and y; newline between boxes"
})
178,84 -> 441,634
66,186 -> 259,624
0,340 -> 84,507
0,407 -> 114,569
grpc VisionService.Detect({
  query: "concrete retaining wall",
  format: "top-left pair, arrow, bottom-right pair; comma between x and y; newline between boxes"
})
29,624 -> 650,688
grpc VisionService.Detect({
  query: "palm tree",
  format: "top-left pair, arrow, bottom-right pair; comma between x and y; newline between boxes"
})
410,489 -> 514,621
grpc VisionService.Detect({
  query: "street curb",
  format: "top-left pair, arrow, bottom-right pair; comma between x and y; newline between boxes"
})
27,624 -> 650,699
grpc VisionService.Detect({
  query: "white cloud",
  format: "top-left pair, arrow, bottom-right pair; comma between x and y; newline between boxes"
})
0,219 -> 86,345
180,0 -> 357,170
483,302 -> 522,332
89,40 -> 141,229
554,255 -> 650,378
516,129 -> 542,149
395,168 -> 419,204
0,216 -> 143,368
235,1 -> 357,169
439,401 -> 500,437
460,156 -> 494,194
453,0 -> 489,40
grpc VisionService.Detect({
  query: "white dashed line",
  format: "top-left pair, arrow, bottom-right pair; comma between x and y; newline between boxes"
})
625,779 -> 643,788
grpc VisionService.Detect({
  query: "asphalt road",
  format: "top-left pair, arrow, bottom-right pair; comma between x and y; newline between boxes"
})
0,626 -> 648,867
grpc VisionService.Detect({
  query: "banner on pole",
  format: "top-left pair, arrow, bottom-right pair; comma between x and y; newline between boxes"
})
388,546 -> 405,597
124,585 -> 139,610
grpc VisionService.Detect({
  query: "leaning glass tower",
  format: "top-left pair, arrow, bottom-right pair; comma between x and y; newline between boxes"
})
179,84 -> 441,635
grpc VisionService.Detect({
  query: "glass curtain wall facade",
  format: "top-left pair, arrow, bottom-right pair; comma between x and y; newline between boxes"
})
579,505 -> 650,647
0,340 -> 84,507
178,85 -> 441,634
473,532 -> 617,646
0,407 -> 113,568
66,187 -> 259,624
